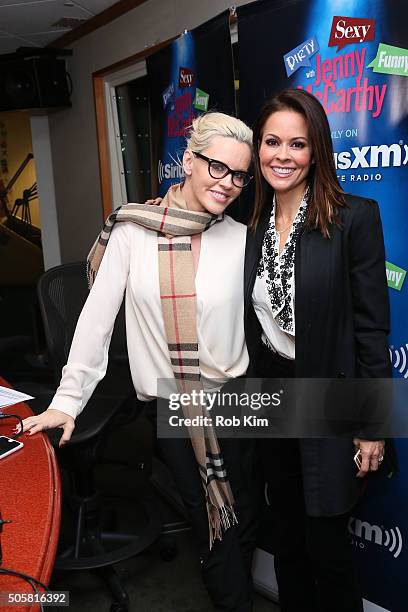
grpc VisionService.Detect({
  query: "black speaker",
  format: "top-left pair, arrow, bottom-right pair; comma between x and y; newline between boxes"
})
0,58 -> 71,112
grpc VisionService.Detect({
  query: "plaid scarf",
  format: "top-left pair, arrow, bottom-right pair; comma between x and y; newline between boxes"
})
87,183 -> 237,547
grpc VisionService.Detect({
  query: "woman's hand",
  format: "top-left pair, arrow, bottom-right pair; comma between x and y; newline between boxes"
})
144,197 -> 162,206
353,437 -> 385,478
18,409 -> 75,447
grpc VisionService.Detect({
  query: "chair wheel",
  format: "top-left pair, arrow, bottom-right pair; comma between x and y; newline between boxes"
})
110,603 -> 128,612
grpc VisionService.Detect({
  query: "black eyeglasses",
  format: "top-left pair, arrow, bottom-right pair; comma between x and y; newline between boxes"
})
193,152 -> 253,188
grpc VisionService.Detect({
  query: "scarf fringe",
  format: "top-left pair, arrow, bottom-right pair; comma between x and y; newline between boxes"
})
207,501 -> 238,550
86,263 -> 96,289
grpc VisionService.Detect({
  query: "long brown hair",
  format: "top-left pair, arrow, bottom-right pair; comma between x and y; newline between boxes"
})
249,89 -> 345,236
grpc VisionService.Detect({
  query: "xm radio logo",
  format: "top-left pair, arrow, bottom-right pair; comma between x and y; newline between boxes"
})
389,344 -> 408,378
349,517 -> 403,558
334,142 -> 408,170
157,157 -> 184,185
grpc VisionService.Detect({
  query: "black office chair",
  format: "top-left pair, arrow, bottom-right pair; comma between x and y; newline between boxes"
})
36,262 -> 162,612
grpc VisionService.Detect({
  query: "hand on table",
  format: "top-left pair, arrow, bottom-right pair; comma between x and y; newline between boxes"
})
17,409 -> 75,447
353,437 -> 385,478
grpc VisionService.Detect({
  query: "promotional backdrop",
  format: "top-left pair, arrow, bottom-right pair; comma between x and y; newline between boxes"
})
147,10 -> 236,197
238,1 -> 408,610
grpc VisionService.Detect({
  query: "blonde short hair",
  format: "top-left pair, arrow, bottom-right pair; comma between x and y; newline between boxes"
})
185,112 -> 253,154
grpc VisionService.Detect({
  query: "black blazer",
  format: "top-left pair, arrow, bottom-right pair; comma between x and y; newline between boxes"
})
244,194 -> 391,516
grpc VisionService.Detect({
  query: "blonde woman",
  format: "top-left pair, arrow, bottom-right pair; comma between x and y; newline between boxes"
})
21,113 -> 258,611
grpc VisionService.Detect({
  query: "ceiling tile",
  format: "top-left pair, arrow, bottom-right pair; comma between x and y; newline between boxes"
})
0,1 -> 121,53
0,2 -> 90,35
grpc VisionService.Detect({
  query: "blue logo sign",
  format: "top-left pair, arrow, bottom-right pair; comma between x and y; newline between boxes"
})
284,36 -> 319,77
162,82 -> 175,109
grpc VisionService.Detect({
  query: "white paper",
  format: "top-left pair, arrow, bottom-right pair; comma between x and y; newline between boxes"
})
0,385 -> 34,409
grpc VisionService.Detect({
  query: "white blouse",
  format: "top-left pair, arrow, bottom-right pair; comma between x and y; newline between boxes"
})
48,216 -> 249,420
252,271 -> 295,360
252,193 -> 308,361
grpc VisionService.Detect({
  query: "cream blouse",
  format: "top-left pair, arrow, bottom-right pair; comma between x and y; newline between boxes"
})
252,193 -> 308,361
48,216 -> 249,419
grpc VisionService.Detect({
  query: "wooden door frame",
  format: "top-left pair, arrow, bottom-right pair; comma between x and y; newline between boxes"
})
92,38 -> 175,219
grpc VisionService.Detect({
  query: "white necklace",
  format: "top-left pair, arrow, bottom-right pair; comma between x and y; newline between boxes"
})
275,203 -> 294,234
275,223 -> 292,234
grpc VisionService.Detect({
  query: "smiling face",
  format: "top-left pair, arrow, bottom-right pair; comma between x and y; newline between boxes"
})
182,136 -> 252,215
258,109 -> 313,201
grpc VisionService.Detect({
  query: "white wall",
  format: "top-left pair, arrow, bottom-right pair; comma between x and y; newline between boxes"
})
30,116 -> 61,269
48,0 -> 256,261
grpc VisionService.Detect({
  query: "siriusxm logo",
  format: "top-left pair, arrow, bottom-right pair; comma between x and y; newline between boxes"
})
349,517 -> 403,558
389,343 -> 408,379
334,143 -> 408,170
158,159 -> 184,184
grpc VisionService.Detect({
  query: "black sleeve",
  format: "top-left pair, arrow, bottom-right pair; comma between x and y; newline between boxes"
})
349,199 -> 391,379
348,199 -> 392,440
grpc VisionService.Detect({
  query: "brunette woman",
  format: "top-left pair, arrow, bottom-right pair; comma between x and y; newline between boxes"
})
245,89 -> 390,612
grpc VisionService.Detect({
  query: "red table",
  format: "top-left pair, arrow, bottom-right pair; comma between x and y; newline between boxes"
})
0,378 -> 61,612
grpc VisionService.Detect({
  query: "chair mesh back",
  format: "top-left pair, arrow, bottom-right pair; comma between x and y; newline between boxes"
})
38,262 -> 128,386
37,262 -> 90,383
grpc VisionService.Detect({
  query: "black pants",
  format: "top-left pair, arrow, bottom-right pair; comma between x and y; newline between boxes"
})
257,344 -> 363,612
150,402 -> 260,611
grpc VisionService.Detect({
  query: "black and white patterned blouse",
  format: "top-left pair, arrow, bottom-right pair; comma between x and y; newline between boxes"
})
252,191 -> 308,358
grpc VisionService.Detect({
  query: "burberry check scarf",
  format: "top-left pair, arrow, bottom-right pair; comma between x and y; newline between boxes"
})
87,183 -> 237,547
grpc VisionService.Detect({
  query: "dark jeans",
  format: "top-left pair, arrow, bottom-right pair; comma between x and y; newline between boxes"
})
257,343 -> 363,612
150,401 -> 260,611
